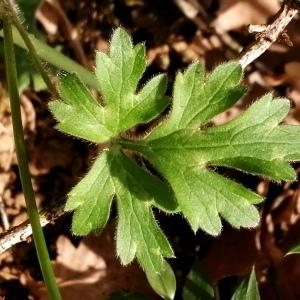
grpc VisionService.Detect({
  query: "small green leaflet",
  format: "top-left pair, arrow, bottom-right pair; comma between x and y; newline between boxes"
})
231,268 -> 260,300
49,28 -> 300,298
64,147 -> 176,298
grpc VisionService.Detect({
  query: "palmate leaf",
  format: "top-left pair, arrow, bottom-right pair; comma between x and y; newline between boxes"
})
49,28 -> 300,298
50,28 -> 176,298
121,63 -> 300,235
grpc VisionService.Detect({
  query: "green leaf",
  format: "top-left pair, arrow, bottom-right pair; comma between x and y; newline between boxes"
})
110,151 -> 174,269
286,242 -> 300,255
183,260 -> 214,300
122,67 -> 300,235
145,260 -> 176,300
49,28 -> 300,299
67,149 -> 175,261
65,148 -> 175,298
65,151 -> 114,234
0,41 -> 46,92
231,268 -> 260,300
149,62 -> 246,138
50,28 -> 169,143
0,1 -> 46,92
49,74 -> 112,143
50,28 -> 177,298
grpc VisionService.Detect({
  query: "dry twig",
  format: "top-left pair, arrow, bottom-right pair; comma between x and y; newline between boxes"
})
36,0 -> 89,68
0,204 -> 64,254
172,0 -> 242,52
0,196 -> 9,231
239,1 -> 299,68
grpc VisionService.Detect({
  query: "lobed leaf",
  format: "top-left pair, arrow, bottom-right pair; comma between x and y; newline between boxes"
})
49,74 -> 111,143
121,66 -> 300,235
65,151 -> 114,235
49,28 -> 300,298
50,28 -> 177,297
150,62 -> 246,138
109,150 -> 174,270
65,148 -> 175,297
50,28 -> 169,143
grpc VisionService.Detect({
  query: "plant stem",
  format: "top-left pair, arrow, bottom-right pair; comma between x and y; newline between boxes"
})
3,20 -> 62,300
0,28 -> 99,89
12,20 -> 58,96
213,285 -> 220,300
2,0 -> 57,96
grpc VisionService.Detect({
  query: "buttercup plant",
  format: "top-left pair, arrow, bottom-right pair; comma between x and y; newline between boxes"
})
49,28 -> 300,298
1,0 -> 300,298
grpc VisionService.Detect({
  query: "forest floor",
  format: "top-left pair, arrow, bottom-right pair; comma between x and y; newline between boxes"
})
1,0 -> 300,299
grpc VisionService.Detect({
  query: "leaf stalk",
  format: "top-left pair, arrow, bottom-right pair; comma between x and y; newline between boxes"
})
12,19 -> 58,96
1,0 -> 58,96
3,20 -> 61,300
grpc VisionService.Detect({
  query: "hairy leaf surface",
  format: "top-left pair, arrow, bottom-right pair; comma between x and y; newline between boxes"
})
49,28 -> 300,298
64,148 -> 176,298
49,28 -> 169,143
121,65 -> 300,235
50,28 -> 176,298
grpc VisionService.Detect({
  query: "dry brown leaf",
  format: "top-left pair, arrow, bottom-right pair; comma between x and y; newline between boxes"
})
24,223 -> 156,300
29,135 -> 75,176
213,0 -> 280,32
285,61 -> 300,90
201,228 -> 260,282
283,62 -> 300,124
0,133 -> 14,171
